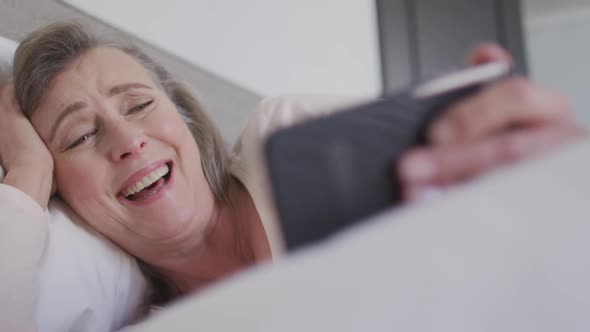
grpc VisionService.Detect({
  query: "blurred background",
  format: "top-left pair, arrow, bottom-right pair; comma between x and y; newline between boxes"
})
1,0 -> 588,141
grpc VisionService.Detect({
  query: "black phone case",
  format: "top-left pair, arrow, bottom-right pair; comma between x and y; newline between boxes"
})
265,83 -> 488,251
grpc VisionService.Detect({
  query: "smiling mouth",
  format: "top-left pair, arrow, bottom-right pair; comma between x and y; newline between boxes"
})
121,162 -> 173,202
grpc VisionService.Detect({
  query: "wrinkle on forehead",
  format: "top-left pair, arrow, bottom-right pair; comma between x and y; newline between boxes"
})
30,47 -> 158,140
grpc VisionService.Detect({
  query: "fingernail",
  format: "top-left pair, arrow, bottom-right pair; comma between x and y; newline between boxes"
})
403,155 -> 437,181
432,122 -> 454,144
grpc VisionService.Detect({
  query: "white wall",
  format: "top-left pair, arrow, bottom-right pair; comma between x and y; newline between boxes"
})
64,0 -> 381,98
523,0 -> 590,126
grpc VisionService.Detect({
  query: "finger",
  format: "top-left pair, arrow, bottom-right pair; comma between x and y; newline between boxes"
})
402,123 -> 586,186
466,42 -> 513,67
430,77 -> 574,144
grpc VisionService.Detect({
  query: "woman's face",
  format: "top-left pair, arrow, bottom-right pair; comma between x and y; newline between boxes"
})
30,47 -> 216,256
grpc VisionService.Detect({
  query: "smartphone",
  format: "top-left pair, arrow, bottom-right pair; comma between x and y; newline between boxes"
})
265,62 -> 511,251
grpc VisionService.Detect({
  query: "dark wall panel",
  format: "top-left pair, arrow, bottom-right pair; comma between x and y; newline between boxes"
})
377,0 -> 527,94
414,0 -> 498,79
376,0 -> 414,92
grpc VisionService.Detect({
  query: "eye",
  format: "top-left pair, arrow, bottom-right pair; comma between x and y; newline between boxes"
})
127,99 -> 154,114
67,129 -> 98,150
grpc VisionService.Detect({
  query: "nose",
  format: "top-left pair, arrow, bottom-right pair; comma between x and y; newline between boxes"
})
108,122 -> 148,162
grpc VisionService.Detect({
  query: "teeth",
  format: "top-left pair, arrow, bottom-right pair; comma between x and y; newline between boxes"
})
123,164 -> 169,197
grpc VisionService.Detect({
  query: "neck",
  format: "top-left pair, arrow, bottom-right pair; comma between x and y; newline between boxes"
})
148,178 -> 271,295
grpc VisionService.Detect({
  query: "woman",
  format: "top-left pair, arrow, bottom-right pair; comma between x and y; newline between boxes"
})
0,21 -> 585,311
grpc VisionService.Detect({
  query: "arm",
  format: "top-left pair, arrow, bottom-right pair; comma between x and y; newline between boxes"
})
0,81 -> 53,331
0,184 -> 48,332
0,82 -> 53,208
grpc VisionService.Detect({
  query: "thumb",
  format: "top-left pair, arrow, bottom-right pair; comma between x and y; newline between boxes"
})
467,42 -> 513,67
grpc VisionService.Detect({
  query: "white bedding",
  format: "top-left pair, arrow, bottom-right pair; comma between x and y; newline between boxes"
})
124,139 -> 590,332
38,199 -> 150,331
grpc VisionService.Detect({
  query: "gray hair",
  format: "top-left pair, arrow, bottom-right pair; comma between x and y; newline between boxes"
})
13,22 -> 234,304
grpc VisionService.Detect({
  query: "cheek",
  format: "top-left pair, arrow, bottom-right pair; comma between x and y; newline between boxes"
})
53,156 -> 123,238
150,108 -> 194,146
149,107 -> 214,206
54,156 -> 106,208
149,107 -> 202,166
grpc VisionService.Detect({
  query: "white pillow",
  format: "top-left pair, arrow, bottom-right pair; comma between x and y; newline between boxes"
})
40,199 -> 150,331
0,35 -> 150,331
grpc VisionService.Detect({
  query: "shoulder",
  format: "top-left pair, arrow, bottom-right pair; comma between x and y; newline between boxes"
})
242,94 -> 368,141
232,94 -> 366,165
229,95 -> 367,257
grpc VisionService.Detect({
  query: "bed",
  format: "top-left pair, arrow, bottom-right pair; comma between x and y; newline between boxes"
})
3,2 -> 590,331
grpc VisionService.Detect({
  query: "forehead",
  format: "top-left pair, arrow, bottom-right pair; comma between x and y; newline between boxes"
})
30,46 -> 158,136
31,47 -> 156,124
43,47 -> 154,104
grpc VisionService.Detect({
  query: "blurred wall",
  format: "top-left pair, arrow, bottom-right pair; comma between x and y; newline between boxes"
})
524,0 -> 590,126
63,0 -> 382,98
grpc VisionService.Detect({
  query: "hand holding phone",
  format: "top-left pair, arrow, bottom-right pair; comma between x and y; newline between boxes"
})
265,62 -> 510,251
400,66 -> 580,200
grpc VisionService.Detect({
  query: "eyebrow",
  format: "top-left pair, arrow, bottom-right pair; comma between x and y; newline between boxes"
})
48,101 -> 87,143
107,82 -> 151,97
48,83 -> 152,143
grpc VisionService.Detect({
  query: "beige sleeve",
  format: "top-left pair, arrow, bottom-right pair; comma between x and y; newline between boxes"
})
230,95 -> 368,256
0,184 -> 48,332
